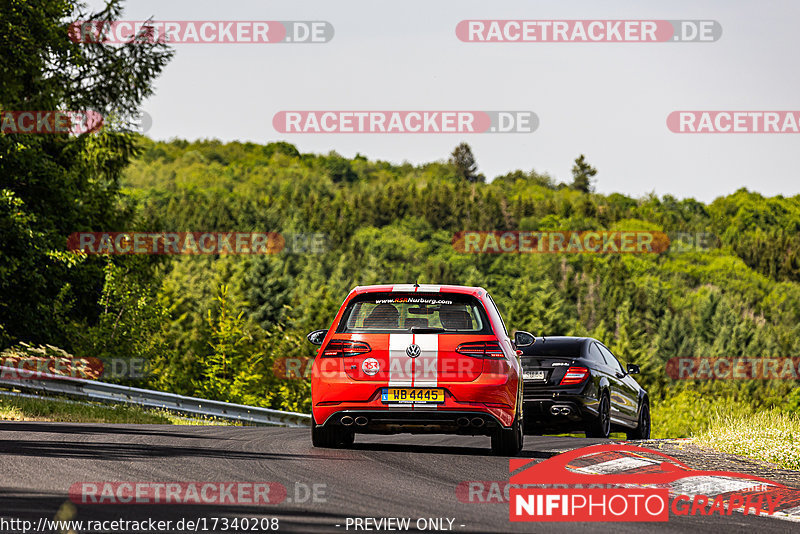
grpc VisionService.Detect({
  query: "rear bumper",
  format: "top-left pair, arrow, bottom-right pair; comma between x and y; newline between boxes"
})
318,409 -> 505,436
523,394 -> 597,429
313,377 -> 518,430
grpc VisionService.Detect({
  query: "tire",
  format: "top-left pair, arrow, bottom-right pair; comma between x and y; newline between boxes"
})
311,418 -> 334,447
338,428 -> 355,447
626,401 -> 651,440
311,419 -> 355,448
491,413 -> 524,456
585,392 -> 611,439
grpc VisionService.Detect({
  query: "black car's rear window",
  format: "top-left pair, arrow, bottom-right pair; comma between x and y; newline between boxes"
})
337,292 -> 491,334
526,339 -> 585,358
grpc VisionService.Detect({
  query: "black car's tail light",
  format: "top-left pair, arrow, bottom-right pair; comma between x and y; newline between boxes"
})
321,339 -> 371,358
455,341 -> 505,359
559,366 -> 590,385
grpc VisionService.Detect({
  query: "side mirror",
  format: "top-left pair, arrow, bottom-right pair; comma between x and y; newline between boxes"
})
307,329 -> 328,346
627,363 -> 640,375
514,331 -> 535,348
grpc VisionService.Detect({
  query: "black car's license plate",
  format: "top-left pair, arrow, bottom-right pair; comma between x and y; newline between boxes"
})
523,370 -> 546,381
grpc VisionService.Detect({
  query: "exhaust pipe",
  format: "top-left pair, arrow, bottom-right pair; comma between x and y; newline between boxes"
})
550,405 -> 572,416
340,415 -> 354,426
354,416 -> 368,426
470,417 -> 484,427
456,417 -> 470,427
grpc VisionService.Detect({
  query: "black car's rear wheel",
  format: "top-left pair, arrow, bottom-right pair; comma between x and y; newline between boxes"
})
491,413 -> 524,456
626,401 -> 651,440
585,392 -> 611,438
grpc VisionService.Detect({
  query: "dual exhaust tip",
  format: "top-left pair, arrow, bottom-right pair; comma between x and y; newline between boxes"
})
457,417 -> 484,428
550,405 -> 572,416
340,415 -> 368,426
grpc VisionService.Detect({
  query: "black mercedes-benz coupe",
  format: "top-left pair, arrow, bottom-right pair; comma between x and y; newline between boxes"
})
517,336 -> 650,439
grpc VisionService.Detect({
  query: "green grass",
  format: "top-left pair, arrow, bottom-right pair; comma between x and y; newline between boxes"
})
648,390 -> 800,470
693,409 -> 800,471
0,394 -> 236,425
650,390 -> 755,439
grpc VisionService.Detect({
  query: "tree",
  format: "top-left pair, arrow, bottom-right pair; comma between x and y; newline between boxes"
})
0,0 -> 173,347
449,143 -> 484,183
325,152 -> 357,183
245,257 -> 291,330
570,154 -> 597,193
200,285 -> 264,403
67,259 -> 169,380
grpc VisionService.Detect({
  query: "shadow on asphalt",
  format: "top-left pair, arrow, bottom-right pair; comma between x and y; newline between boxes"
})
350,440 -> 563,459
0,421 -> 222,441
351,441 -> 493,456
0,439 -> 349,461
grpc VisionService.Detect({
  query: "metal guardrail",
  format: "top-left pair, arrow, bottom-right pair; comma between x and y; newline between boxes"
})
0,366 -> 311,427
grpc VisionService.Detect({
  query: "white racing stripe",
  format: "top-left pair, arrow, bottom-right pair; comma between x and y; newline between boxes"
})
388,334 -> 413,410
392,284 -> 416,292
391,284 -> 440,292
416,285 -> 441,292
413,334 -> 439,411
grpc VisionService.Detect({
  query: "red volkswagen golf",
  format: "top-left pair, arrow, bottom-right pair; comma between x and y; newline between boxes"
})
306,284 -> 532,455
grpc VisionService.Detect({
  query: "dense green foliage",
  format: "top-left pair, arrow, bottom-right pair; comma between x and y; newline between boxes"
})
94,138 -> 800,434
0,0 -> 172,347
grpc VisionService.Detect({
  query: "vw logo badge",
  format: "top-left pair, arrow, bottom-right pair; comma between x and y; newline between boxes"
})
406,344 -> 421,358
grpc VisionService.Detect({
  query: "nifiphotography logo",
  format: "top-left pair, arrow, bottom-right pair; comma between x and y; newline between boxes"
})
506,444 -> 799,522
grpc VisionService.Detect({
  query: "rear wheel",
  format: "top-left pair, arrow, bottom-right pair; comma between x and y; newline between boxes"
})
585,392 -> 611,439
491,413 -> 524,456
339,428 -> 356,447
626,401 -> 651,440
311,419 -> 355,448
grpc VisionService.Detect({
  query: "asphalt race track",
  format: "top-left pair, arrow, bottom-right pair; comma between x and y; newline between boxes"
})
0,423 -> 795,533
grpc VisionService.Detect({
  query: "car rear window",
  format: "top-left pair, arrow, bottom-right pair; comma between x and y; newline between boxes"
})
336,293 -> 491,334
527,340 -> 584,358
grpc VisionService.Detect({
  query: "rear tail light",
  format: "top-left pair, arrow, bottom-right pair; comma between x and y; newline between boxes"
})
455,341 -> 505,359
559,366 -> 590,385
321,339 -> 371,358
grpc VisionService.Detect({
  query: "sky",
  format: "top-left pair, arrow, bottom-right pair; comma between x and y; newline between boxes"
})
86,0 -> 800,202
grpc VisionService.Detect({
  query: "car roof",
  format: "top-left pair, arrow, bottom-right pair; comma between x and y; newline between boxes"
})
350,284 -> 485,297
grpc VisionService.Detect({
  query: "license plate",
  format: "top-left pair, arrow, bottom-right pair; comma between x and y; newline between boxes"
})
523,370 -> 546,381
381,388 -> 444,403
